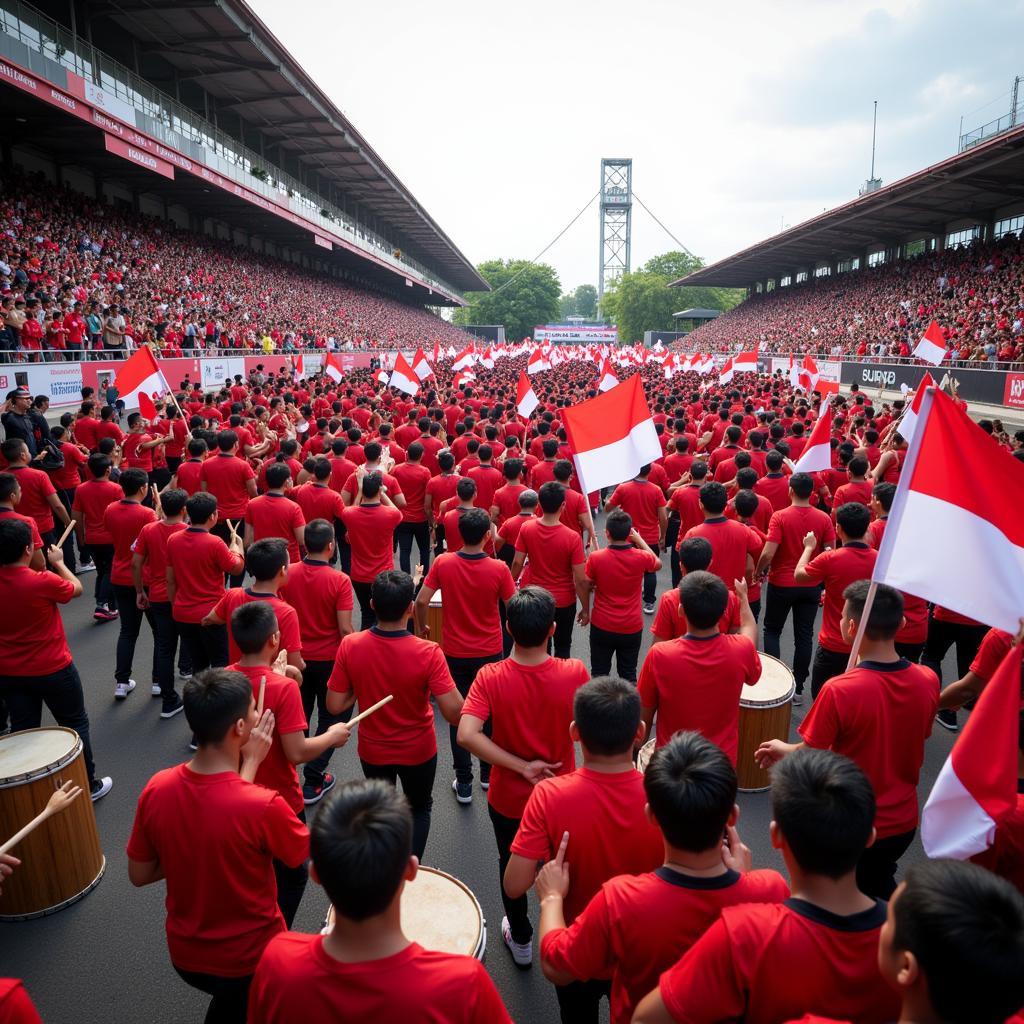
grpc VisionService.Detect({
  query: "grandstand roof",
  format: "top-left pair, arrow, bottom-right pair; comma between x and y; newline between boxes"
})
93,0 -> 486,293
672,123 -> 1024,288
672,307 -> 721,320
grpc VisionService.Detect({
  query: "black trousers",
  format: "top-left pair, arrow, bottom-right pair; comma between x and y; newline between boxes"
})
0,664 -> 97,781
810,644 -> 849,699
332,520 -> 351,575
90,542 -> 116,609
352,580 -> 376,630
763,583 -> 822,689
433,521 -> 446,557
447,653 -> 501,784
921,616 -> 988,685
361,755 -> 437,860
273,808 -> 308,928
857,828 -> 915,900
211,519 -> 245,587
396,520 -> 431,575
552,603 -> 576,660
749,598 -> 761,623
149,600 -> 187,698
895,640 -> 925,664
113,584 -> 155,686
56,487 -> 85,570
488,803 -> 531,944
177,622 -> 228,673
555,978 -> 612,1024
589,625 -> 643,682
300,659 -> 352,787
665,515 -> 682,588
174,967 -> 252,1024
642,569 -> 658,605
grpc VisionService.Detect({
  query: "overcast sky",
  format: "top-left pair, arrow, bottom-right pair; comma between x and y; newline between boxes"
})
255,0 -> 1022,292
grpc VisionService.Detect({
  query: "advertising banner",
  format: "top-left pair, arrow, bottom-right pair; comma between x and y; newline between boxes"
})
0,361 -> 84,406
533,326 -> 619,344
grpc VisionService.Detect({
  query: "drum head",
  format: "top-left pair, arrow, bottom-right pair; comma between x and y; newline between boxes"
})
428,588 -> 442,608
740,654 -> 795,707
636,738 -> 656,773
401,867 -> 482,957
0,728 -> 80,784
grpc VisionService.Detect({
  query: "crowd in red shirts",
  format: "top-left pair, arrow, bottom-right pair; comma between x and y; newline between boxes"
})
1,350 -> 1024,1024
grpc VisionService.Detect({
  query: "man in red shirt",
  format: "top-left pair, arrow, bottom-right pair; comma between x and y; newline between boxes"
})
200,430 -> 256,587
666,460 -> 709,587
606,465 -> 667,613
416,508 -> 516,803
245,463 -> 306,562
755,471 -> 836,704
468,444 -> 504,512
72,452 -> 123,620
458,586 -> 589,968
831,455 -> 873,521
635,749 -> 899,1024
490,458 -> 526,527
425,450 -> 460,555
756,582 -> 938,899
127,669 -> 305,1024
122,412 -> 169,479
585,510 -> 662,682
2,437 -> 69,547
536,730 -> 789,1024
681,481 -> 761,594
752,449 -> 791,511
328,570 -> 462,858
392,441 -> 432,575
248,778 -> 512,1024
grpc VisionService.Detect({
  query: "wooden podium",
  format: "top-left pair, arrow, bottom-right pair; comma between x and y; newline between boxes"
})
426,588 -> 443,642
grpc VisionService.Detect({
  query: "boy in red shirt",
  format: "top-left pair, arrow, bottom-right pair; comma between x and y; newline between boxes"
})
634,748 -> 900,1024
458,586 -> 590,968
72,452 -> 123,620
757,581 -> 938,899
327,570 -> 462,859
2,437 -> 69,548
127,668 -> 305,1024
200,430 -> 256,587
606,465 -> 667,613
244,463 -> 305,562
0,473 -> 45,569
537,730 -> 789,1024
248,779 -> 512,1024
681,480 -> 761,595
391,441 -> 432,574
585,510 -> 662,682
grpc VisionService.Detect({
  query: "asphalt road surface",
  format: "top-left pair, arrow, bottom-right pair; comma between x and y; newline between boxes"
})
2,521 -> 965,1024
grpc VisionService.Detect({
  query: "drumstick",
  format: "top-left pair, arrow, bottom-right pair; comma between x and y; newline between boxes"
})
349,694 -> 394,726
55,519 -> 76,550
257,675 -> 266,716
0,780 -> 82,856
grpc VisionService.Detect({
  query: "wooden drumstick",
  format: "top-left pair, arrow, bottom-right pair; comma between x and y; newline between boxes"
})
55,519 -> 76,550
257,675 -> 266,717
0,780 -> 82,856
349,694 -> 394,726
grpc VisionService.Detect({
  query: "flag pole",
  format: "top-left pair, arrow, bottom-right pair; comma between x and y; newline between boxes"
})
845,579 -> 878,671
167,388 -> 193,440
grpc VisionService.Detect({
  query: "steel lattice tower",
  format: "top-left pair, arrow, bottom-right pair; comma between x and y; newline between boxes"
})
598,158 -> 632,305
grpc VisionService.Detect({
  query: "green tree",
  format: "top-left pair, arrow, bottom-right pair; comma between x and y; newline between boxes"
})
600,250 -> 744,343
559,283 -> 598,320
453,260 -> 561,342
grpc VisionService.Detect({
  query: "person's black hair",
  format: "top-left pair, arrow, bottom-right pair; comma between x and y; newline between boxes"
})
553,459 -> 573,483
765,449 -> 784,471
542,438 -> 559,459
330,438 -> 349,456
231,600 -> 278,655
891,859 -> 1024,1024
159,487 -> 187,517
734,489 -> 759,518
187,438 -> 207,458
0,518 -> 32,564
733,452 -> 752,471
184,668 -> 253,745
538,481 -> 565,514
364,441 -> 382,463
735,466 -> 757,489
186,491 -> 218,526
848,455 -> 869,477
506,585 -> 555,647
312,458 -> 332,482
690,460 -> 709,480
456,477 -> 477,502
679,570 -> 728,628
371,569 -> 414,621
361,472 -> 382,499
478,444 -> 493,462
645,731 -> 738,851
725,425 -> 742,444
770,747 -> 875,878
573,676 -> 640,756
457,507 -> 491,546
303,518 -> 334,555
503,457 -> 523,481
605,508 -> 632,541
835,502 -> 870,539
698,481 -> 727,515
119,468 -> 148,497
245,537 -> 288,582
843,579 -> 903,640
310,778 -> 413,921
265,462 -> 291,489
407,441 -> 424,461
438,451 -> 455,472
872,481 -> 896,512
678,536 -> 713,572
788,472 -> 813,499
0,473 -> 17,503
216,430 -> 238,452
0,438 -> 26,463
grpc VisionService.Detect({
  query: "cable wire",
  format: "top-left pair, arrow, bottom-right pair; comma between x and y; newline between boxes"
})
632,192 -> 696,259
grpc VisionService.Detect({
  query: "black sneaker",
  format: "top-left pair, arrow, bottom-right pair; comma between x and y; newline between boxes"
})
452,778 -> 473,804
935,709 -> 958,732
160,695 -> 185,719
90,777 -> 113,802
302,773 -> 337,805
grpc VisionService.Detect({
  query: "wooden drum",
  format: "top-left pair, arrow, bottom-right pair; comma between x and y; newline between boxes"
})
636,738 -> 656,773
426,588 -> 443,643
0,728 -> 105,919
736,655 -> 795,793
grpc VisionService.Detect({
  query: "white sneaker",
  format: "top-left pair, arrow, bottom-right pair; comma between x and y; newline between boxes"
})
77,562 -> 96,573
90,777 -> 113,802
501,916 -> 533,968
151,683 -> 162,697
115,679 -> 137,700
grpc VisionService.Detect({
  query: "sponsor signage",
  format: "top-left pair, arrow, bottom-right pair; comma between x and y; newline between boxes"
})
103,133 -> 175,179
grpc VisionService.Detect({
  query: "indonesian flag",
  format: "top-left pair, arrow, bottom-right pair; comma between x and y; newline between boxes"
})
114,346 -> 169,419
914,320 -> 947,365
719,357 -> 735,386
664,354 -> 684,380
292,353 -> 304,380
388,352 -> 419,396
791,395 -> 834,474
698,354 -> 715,375
873,387 -> 1024,633
921,642 -> 1022,859
480,346 -> 495,370
597,358 -> 619,392
516,370 -> 539,419
376,370 -> 389,384
411,347 -> 433,381
452,369 -> 476,390
562,374 -> 662,495
452,345 -> 475,371
323,352 -> 345,383
798,355 -> 819,392
527,346 -> 551,375
895,371 -> 936,444
734,346 -> 759,370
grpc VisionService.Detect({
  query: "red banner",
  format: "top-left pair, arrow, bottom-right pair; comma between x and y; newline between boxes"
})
103,133 -> 175,180
1003,373 -> 1024,408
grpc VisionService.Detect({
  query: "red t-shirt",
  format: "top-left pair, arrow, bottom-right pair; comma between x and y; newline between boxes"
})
165,528 -> 242,623
122,432 -> 155,472
659,899 -> 898,1024
174,458 -> 204,495
426,475 -> 460,521
462,656 -> 589,819
765,505 -> 836,586
200,453 -> 255,518
753,473 -> 791,512
227,664 -> 307,812
126,764 -> 308,976
542,867 -> 789,1024
248,936 -> 511,1024
512,767 -> 662,924
971,788 -> 1024,893
682,518 -> 761,592
970,627 -> 1015,682
103,500 -> 157,586
214,589 -> 303,665
71,478 -> 123,544
340,504 -> 402,583
668,484 -> 706,539
423,552 -> 515,657
289,483 -> 345,529
0,566 -> 75,675
491,482 -> 526,525
245,493 -> 305,563
0,980 -> 43,1024
468,464 -> 504,512
0,508 -> 42,550
327,628 -> 454,765
608,480 -> 666,544
73,416 -> 99,452
799,543 -> 878,652
392,462 -> 431,523
515,519 -> 585,607
133,520 -> 186,603
340,471 -> 402,505
650,588 -> 740,641
9,466 -> 56,533
280,559 -> 353,661
585,545 -> 661,634
800,659 -> 938,837
48,441 -> 88,490
638,634 -> 762,761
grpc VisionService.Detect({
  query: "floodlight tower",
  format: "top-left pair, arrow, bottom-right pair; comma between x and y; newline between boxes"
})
598,158 -> 632,306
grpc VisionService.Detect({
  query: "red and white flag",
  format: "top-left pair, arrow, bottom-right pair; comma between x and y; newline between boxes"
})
292,353 -> 305,380
718,357 -> 735,386
388,353 -> 419,396
323,352 -> 345,383
113,346 -> 169,419
697,354 -> 715,375
734,346 -> 759,370
480,346 -> 495,370
597,357 -> 619,392
411,347 -> 433,381
798,355 -> 819,392
914,320 -> 947,366
922,642 -> 1022,859
562,374 -> 662,494
895,371 -> 936,444
873,386 -> 1024,633
516,370 -> 539,419
452,369 -> 476,390
791,395 -> 834,474
452,345 -> 475,371
527,346 -> 551,375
